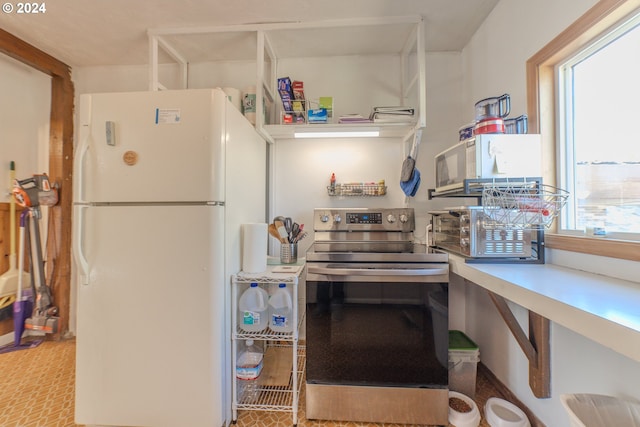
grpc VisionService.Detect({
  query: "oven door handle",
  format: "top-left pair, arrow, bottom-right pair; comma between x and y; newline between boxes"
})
307,266 -> 449,276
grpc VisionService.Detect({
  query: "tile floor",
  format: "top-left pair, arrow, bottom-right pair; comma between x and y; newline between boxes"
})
0,338 -> 503,427
0,338 -> 76,427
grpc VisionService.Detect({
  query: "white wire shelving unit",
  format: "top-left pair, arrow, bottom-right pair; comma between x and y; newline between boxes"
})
231,265 -> 305,426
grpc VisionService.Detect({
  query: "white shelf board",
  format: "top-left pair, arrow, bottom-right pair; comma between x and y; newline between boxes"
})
449,254 -> 640,363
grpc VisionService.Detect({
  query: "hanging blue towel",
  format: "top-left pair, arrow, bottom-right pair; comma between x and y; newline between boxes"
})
400,167 -> 421,197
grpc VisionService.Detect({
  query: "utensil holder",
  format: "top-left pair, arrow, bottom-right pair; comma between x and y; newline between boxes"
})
280,243 -> 298,264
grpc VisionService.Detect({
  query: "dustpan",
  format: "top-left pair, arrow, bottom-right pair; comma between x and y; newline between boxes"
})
0,161 -> 30,298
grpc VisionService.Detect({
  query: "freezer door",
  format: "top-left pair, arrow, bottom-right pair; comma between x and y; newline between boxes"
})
74,205 -> 225,427
76,88 -> 242,203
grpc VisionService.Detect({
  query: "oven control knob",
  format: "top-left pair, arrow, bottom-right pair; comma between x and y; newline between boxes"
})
460,214 -> 470,225
333,214 -> 342,223
321,214 -> 330,223
387,214 -> 396,223
461,238 -> 470,248
460,227 -> 469,237
399,214 -> 408,223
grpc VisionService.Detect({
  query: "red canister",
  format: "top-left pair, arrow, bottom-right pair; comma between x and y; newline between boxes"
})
474,118 -> 505,134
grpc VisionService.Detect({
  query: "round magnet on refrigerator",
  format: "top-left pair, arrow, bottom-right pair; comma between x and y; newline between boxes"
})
123,150 -> 138,166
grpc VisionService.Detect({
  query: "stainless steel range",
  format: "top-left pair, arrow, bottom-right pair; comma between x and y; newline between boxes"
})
305,207 -> 450,426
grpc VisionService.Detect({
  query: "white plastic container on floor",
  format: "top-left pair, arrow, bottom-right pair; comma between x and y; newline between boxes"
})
561,393 -> 640,427
485,397 -> 531,427
268,283 -> 293,333
236,339 -> 263,403
238,282 -> 269,332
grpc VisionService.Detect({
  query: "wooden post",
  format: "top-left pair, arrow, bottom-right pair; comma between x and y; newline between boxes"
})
0,29 -> 74,338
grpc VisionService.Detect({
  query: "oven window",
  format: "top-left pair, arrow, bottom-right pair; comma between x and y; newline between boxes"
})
306,280 -> 448,388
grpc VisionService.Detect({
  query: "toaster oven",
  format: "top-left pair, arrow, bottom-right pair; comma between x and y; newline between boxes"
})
429,207 -> 532,258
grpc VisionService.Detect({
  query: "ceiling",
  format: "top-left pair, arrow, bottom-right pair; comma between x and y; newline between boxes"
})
0,0 -> 499,68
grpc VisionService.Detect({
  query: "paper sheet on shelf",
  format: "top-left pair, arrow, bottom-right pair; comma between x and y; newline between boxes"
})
258,346 -> 293,387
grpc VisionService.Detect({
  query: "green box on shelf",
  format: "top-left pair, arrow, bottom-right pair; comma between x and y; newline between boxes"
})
319,96 -> 333,119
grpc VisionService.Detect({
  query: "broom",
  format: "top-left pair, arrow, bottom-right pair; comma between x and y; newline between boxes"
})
0,161 -> 29,298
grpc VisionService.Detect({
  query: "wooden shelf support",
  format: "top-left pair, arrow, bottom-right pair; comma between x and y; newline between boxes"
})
486,289 -> 551,398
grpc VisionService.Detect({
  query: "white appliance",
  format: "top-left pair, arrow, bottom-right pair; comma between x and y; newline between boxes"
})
73,88 -> 266,427
434,134 -> 542,193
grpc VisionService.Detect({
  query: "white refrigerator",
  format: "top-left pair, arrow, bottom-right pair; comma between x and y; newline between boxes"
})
73,88 -> 266,427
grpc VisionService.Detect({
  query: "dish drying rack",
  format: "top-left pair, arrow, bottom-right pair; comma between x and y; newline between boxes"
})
428,177 -> 569,264
482,181 -> 569,229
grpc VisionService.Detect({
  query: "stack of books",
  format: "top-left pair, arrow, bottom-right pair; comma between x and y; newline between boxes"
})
369,106 -> 415,123
338,114 -> 373,124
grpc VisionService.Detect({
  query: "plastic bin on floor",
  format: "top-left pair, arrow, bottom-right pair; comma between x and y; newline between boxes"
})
449,330 -> 480,398
561,393 -> 640,427
429,291 -> 449,368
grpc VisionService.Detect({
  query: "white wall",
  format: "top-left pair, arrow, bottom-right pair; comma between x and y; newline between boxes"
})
270,53 -> 466,246
0,54 -> 51,346
461,0 -> 640,425
0,54 -> 51,195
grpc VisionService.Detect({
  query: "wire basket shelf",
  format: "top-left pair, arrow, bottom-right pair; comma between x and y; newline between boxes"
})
327,183 -> 387,196
482,181 -> 569,229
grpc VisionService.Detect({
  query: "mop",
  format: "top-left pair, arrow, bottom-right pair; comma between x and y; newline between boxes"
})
0,210 -> 42,354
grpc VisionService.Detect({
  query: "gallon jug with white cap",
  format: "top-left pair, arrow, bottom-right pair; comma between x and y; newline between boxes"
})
238,282 -> 269,332
268,283 -> 294,333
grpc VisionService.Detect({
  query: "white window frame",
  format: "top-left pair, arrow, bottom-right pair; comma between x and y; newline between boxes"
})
556,10 -> 640,241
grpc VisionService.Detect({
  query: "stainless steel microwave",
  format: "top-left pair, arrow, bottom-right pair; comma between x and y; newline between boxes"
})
434,134 -> 542,193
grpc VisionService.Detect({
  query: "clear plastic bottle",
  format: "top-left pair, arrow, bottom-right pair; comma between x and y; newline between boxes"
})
238,282 -> 269,332
268,283 -> 294,333
236,339 -> 263,403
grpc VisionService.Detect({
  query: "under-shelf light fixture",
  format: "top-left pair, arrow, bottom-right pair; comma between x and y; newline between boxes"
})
294,128 -> 380,138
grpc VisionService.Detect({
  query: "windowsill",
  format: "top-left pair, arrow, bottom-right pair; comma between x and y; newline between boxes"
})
449,254 -> 640,363
546,233 -> 640,262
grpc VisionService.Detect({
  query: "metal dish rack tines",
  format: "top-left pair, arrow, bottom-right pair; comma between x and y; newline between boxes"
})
482,181 -> 569,229
328,183 -> 387,196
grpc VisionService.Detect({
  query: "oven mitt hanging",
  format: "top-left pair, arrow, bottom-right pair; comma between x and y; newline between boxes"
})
400,167 -> 421,197
400,156 -> 416,182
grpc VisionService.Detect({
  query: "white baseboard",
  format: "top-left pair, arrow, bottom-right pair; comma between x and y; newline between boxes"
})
0,331 -> 13,346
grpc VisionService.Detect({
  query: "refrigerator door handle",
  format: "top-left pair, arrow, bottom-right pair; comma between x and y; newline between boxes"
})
74,133 -> 90,204
73,205 -> 90,286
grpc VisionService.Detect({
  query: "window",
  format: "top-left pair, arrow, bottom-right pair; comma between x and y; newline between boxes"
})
557,11 -> 640,240
527,0 -> 640,261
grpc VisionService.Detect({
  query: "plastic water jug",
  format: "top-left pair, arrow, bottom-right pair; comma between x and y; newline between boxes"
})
268,283 -> 293,333
236,339 -> 263,403
238,283 -> 269,332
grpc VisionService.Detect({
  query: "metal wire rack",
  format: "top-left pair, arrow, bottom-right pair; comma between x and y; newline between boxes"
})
236,344 -> 306,412
327,183 -> 387,196
482,181 -> 569,229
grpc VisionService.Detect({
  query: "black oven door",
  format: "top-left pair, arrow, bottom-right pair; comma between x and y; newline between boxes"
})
305,263 -> 449,389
